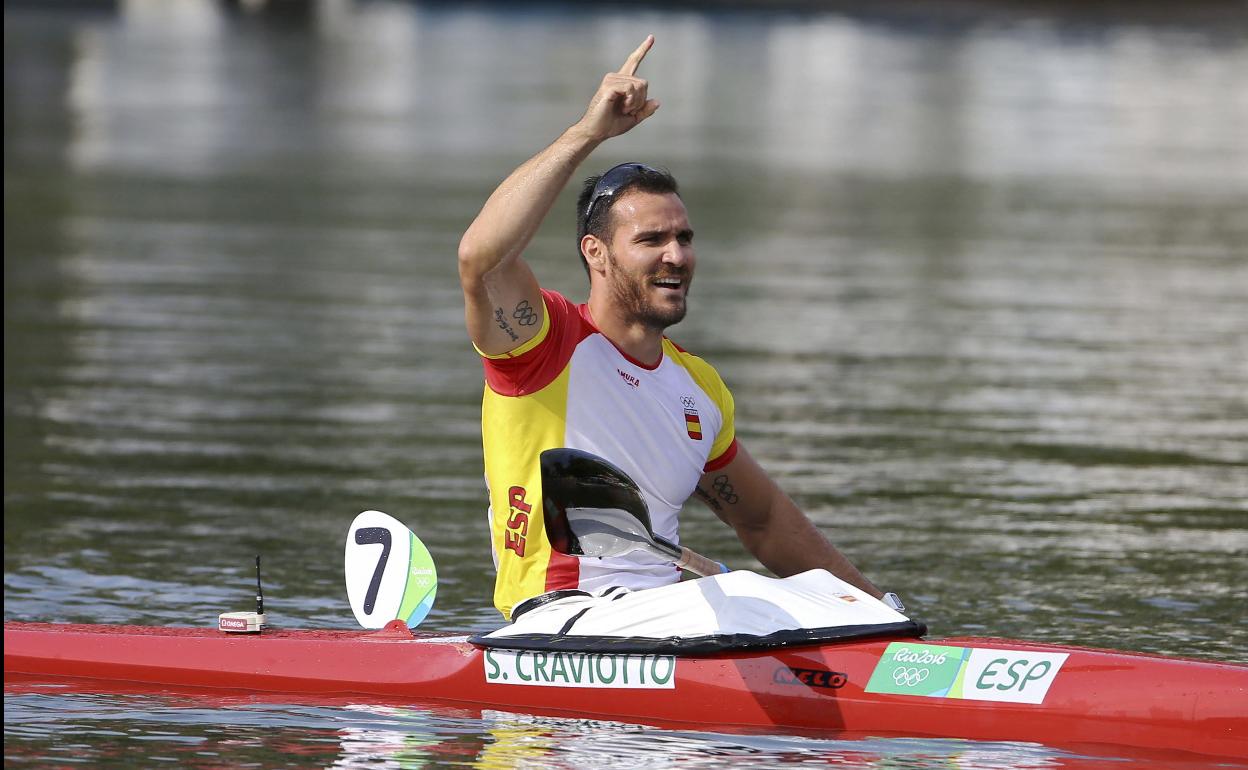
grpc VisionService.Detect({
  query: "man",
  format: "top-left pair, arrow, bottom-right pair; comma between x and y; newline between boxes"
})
459,36 -> 888,620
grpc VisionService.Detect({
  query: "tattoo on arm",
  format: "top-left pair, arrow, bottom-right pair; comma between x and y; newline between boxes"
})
493,307 -> 519,341
512,300 -> 538,326
695,485 -> 723,513
711,475 -> 740,505
697,475 -> 740,512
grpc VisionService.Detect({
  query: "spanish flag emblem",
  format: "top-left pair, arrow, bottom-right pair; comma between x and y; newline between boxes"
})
684,408 -> 703,440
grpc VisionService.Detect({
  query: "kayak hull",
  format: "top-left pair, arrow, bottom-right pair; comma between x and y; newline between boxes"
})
4,621 -> 1244,759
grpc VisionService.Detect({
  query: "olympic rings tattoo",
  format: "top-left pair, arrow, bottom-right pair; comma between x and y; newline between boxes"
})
513,300 -> 538,326
712,475 -> 739,505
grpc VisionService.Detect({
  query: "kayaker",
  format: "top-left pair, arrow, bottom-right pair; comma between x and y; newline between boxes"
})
458,35 -> 891,619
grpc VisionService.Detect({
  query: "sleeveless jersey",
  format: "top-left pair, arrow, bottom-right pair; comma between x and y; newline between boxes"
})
479,289 -> 738,619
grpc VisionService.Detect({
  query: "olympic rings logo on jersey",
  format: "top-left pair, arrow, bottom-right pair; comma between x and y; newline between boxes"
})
892,667 -> 930,688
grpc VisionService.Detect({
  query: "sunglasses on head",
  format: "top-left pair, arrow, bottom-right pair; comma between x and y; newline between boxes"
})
582,162 -> 663,229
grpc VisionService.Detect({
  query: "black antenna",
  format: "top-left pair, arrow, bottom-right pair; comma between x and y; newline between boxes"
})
255,555 -> 264,615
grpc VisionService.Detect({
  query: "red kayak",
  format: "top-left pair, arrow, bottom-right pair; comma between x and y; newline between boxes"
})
5,620 -> 1244,760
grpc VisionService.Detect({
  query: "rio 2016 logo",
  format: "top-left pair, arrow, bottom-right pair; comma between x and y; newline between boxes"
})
892,648 -> 947,666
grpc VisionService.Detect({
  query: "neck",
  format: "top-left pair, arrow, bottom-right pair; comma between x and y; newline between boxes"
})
587,291 -> 665,366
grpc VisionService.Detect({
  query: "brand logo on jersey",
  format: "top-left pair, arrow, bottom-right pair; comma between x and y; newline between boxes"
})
616,369 -> 640,389
681,396 -> 702,440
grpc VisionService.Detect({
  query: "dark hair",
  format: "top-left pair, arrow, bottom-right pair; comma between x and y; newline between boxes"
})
576,163 -> 680,275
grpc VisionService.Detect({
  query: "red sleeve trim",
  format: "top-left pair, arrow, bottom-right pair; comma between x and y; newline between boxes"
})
482,290 -> 591,397
703,438 -> 739,473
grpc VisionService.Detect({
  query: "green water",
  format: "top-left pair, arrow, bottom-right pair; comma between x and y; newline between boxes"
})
5,2 -> 1246,768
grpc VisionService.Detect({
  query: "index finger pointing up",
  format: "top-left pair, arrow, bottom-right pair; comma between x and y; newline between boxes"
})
618,35 -> 655,76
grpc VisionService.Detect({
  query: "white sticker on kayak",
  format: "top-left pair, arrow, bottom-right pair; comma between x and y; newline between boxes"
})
483,649 -> 676,689
959,648 -> 1068,704
866,642 -> 1068,705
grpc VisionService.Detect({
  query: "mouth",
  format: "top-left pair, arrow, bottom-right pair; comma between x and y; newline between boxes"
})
650,275 -> 687,293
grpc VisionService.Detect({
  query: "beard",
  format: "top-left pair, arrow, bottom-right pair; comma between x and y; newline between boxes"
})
606,252 -> 691,331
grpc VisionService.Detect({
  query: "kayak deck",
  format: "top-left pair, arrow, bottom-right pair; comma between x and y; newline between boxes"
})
4,621 -> 1245,760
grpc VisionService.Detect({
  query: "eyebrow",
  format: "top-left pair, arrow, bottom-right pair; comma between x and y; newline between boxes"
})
633,227 -> 695,242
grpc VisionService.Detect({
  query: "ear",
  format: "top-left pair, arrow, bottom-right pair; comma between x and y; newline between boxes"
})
581,234 -> 609,275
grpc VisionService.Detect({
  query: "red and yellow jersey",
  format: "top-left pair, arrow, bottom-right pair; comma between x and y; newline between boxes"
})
479,289 -> 737,619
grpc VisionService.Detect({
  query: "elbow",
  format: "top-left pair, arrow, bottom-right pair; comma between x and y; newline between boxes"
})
457,235 -> 490,284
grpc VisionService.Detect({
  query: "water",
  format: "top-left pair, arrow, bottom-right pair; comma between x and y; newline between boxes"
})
5,1 -> 1247,767
12,681 -> 1232,770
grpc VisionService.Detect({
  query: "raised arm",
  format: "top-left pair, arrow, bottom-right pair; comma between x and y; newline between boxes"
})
694,443 -> 883,597
458,35 -> 660,356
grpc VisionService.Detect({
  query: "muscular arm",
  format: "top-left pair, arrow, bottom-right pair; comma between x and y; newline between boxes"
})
695,443 -> 882,597
457,131 -> 597,355
457,35 -> 660,356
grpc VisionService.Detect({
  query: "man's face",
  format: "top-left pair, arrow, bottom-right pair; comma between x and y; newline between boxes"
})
601,191 -> 696,331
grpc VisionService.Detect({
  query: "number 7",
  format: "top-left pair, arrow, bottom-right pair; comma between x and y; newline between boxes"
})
353,527 -> 391,615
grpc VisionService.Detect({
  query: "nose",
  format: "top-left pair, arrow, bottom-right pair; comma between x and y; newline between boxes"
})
661,240 -> 693,268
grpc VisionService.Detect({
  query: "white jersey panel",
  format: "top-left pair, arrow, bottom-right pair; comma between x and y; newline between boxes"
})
562,335 -> 725,592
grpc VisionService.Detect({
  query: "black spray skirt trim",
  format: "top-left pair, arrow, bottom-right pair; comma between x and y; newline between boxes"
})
470,619 -> 926,656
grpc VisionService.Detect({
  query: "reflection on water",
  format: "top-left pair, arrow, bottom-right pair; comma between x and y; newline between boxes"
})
5,685 -> 1231,770
4,1 -> 1247,767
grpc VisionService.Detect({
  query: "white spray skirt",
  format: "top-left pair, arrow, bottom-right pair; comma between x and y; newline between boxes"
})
472,569 -> 924,655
